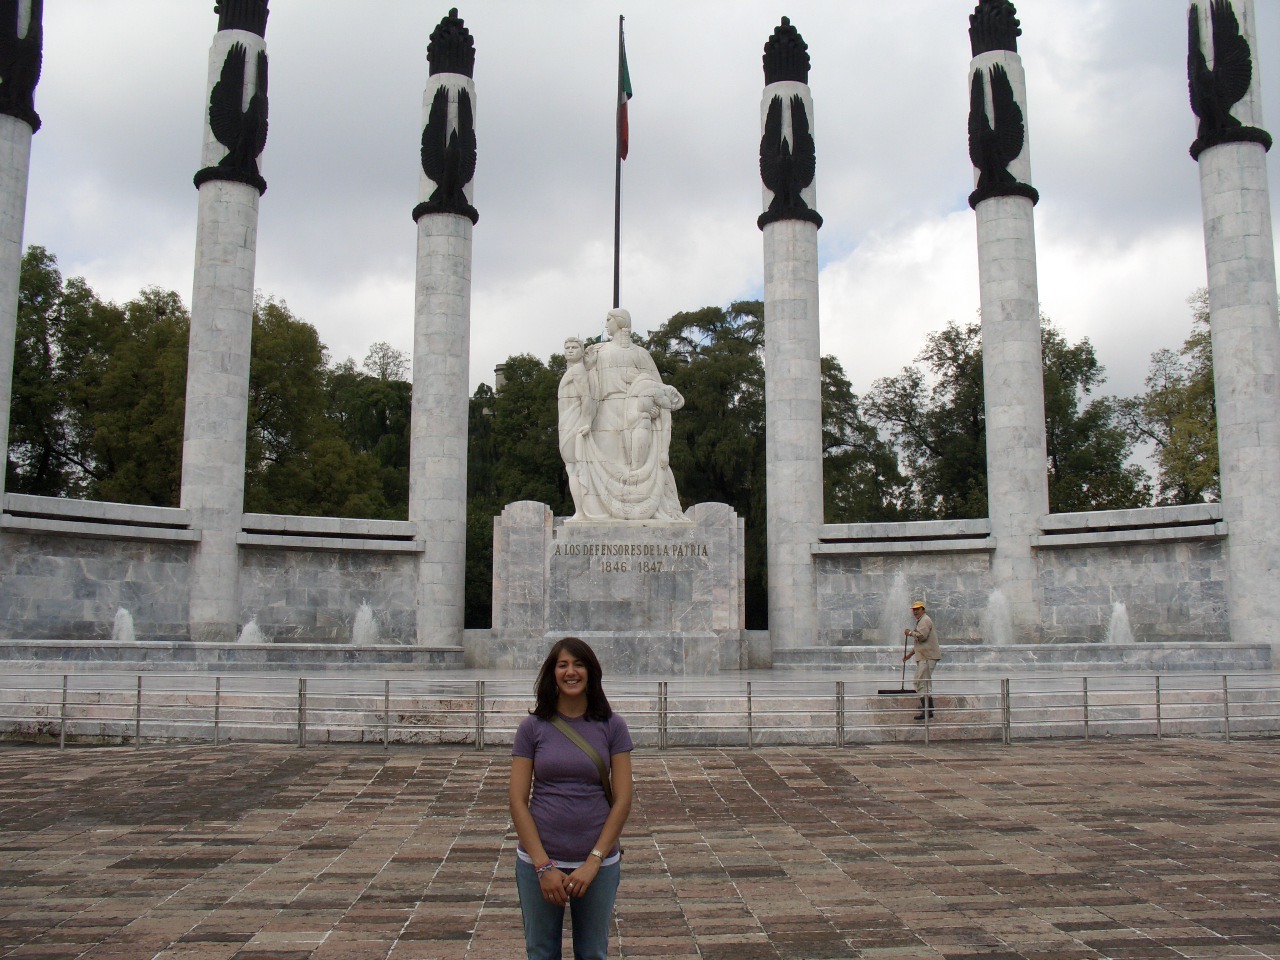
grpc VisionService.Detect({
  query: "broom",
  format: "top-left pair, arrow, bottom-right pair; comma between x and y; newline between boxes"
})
878,629 -> 917,695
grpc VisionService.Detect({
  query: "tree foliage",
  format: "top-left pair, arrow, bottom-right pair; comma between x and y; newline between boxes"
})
8,246 -> 188,504
1119,289 -> 1218,504
864,321 -> 987,518
6,247 -> 407,519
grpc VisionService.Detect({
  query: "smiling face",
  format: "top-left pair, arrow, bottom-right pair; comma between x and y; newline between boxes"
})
555,651 -> 589,702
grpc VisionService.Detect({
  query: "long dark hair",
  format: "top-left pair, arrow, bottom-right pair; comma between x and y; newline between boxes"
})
532,637 -> 613,721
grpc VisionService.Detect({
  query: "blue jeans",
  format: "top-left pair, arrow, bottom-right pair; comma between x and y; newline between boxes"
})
515,857 -> 620,960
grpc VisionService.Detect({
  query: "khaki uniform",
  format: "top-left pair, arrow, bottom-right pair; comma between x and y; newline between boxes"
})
907,613 -> 942,698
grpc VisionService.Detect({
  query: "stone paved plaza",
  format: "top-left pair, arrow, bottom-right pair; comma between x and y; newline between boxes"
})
1,739 -> 1278,960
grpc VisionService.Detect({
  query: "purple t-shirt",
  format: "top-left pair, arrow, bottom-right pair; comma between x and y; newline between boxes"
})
512,712 -> 633,862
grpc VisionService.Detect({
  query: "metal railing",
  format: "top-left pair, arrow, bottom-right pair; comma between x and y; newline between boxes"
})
1,671 -> 1277,749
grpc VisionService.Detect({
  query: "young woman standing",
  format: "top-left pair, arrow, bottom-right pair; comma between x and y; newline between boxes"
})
509,637 -> 634,960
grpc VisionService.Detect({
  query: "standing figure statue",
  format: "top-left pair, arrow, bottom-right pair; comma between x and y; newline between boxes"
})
555,309 -> 687,521
557,337 -> 595,520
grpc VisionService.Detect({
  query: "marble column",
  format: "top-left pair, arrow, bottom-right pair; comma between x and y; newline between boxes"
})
181,1 -> 270,643
410,10 -> 478,647
968,0 -> 1048,640
758,19 -> 823,652
0,0 -> 42,507
1187,0 -> 1280,650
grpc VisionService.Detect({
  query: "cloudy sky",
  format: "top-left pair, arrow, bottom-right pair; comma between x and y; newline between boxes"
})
22,1 -> 1280,404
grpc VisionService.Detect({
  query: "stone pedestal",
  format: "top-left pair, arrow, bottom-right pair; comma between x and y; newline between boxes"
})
487,501 -> 746,674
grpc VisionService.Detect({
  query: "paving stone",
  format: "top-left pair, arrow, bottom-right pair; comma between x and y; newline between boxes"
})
1,741 -> 1279,959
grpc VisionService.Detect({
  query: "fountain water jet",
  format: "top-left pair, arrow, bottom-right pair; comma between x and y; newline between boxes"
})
877,572 -> 911,646
237,617 -> 264,644
980,588 -> 1013,645
1105,601 -> 1134,644
111,607 -> 134,643
352,602 -> 380,646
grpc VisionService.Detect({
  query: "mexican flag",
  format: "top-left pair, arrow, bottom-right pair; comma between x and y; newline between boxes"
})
617,21 -> 632,160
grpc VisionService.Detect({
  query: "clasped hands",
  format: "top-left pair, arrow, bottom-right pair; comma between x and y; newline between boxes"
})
539,860 -> 600,905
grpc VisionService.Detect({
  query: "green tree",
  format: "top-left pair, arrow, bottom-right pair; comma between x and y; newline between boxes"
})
244,298 -> 392,518
821,354 -> 910,523
8,246 -> 84,495
1041,323 -> 1150,511
7,247 -> 189,505
1119,289 -> 1218,504
865,321 -> 987,518
76,289 -> 189,506
490,353 -> 569,511
326,347 -> 412,518
465,383 -> 500,628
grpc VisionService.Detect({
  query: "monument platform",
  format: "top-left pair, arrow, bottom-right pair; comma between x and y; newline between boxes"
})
486,500 -> 746,673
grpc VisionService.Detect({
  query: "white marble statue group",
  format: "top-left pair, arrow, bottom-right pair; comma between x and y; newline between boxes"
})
557,308 -> 688,522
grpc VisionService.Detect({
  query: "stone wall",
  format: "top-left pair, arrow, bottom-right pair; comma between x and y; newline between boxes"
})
0,532 -> 193,642
239,547 -> 418,644
816,550 -> 993,646
813,505 -> 1229,647
0,496 -> 423,645
1037,539 -> 1226,643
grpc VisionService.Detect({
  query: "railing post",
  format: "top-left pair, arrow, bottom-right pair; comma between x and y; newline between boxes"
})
383,679 -> 391,752
658,681 -> 667,750
134,675 -> 142,748
1223,674 -> 1231,743
214,677 -> 222,747
923,683 -> 931,745
1082,677 -> 1090,741
1155,675 -> 1162,739
297,678 -> 307,748
58,675 -> 68,750
476,680 -> 486,751
835,681 -> 845,748
1001,678 -> 1011,745
746,681 -> 753,748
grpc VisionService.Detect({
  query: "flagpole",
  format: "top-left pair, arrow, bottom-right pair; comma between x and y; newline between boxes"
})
612,14 -> 624,310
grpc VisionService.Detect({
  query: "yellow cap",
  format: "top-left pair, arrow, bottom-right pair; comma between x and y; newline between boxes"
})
911,601 -> 925,610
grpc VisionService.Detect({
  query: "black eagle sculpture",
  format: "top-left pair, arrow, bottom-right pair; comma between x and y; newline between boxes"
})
0,0 -> 42,132
1188,0 -> 1271,159
194,42 -> 269,194
758,94 -> 822,230
413,85 -> 479,224
967,63 -> 1037,209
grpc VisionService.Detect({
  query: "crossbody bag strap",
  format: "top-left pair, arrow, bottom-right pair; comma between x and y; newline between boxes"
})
550,716 -> 614,806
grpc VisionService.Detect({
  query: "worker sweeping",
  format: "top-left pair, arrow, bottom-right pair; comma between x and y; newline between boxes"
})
903,601 -> 943,720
